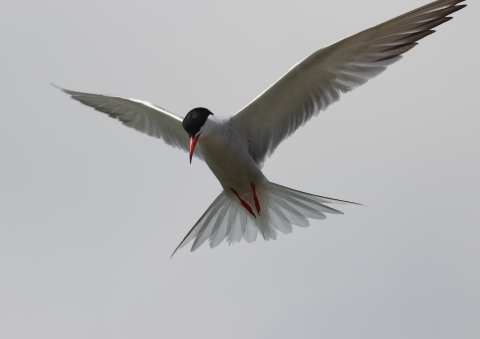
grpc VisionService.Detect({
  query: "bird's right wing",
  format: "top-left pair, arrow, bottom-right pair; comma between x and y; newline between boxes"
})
230,0 -> 466,166
57,86 -> 203,160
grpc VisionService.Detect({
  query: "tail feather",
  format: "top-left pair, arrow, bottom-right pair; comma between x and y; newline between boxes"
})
193,196 -> 229,250
171,182 -> 360,257
270,195 -> 311,227
269,202 -> 293,234
243,217 -> 259,243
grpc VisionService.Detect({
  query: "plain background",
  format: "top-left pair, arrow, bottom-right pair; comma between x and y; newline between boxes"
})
1,1 -> 478,338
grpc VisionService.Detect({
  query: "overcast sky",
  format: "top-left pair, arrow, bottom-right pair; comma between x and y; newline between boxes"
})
1,1 -> 478,338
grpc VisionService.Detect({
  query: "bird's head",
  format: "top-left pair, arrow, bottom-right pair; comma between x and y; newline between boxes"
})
182,107 -> 214,164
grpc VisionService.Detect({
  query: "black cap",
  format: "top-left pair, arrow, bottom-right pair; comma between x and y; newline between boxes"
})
182,108 -> 213,137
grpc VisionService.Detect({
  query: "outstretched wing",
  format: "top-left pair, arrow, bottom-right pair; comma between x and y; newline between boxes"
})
57,86 -> 203,160
230,0 -> 466,166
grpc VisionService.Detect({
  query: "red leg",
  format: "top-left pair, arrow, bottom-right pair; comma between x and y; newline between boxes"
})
230,188 -> 256,218
251,183 -> 261,215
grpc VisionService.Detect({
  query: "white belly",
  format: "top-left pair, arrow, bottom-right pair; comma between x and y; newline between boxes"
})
197,127 -> 267,198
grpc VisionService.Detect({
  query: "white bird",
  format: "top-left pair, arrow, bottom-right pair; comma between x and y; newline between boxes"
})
57,0 -> 466,256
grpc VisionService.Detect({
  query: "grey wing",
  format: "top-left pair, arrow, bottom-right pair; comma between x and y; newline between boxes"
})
57,86 -> 203,160
230,0 -> 466,166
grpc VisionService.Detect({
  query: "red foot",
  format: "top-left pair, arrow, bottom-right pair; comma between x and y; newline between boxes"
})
230,188 -> 256,218
251,183 -> 261,215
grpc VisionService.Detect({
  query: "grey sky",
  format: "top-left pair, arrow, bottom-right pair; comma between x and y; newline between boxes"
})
1,1 -> 478,338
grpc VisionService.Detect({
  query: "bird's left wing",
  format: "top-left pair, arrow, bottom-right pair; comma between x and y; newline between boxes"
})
230,0 -> 466,166
57,86 -> 203,160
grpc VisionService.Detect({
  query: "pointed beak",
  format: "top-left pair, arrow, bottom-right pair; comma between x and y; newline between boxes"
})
189,133 -> 201,164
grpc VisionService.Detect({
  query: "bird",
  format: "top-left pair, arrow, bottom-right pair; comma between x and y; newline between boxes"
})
56,0 -> 466,256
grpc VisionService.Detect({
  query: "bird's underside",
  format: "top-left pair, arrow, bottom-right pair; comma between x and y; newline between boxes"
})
56,0 -> 466,256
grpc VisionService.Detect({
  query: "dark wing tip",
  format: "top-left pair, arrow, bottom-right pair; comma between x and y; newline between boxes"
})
52,83 -> 65,92
52,83 -> 77,96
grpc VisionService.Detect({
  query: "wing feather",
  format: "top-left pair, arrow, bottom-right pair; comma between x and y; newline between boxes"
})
231,0 -> 466,166
56,86 -> 203,160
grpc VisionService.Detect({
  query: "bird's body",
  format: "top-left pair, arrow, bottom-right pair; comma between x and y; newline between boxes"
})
57,0 -> 466,256
199,117 -> 266,198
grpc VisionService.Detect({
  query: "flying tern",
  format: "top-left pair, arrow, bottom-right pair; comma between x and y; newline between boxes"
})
57,0 -> 466,256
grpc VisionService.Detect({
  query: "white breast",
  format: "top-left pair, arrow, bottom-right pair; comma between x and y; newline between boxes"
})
198,117 -> 267,195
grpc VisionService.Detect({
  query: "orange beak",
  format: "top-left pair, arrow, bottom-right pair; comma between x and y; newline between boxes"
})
189,133 -> 201,164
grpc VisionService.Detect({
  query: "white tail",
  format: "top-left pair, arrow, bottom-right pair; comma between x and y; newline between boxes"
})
171,183 -> 359,257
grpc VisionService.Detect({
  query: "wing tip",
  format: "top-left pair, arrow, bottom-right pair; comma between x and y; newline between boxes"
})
52,83 -> 77,96
51,83 -> 65,92
169,246 -> 181,261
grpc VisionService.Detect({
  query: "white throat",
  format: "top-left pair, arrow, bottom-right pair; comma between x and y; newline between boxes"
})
199,115 -> 218,138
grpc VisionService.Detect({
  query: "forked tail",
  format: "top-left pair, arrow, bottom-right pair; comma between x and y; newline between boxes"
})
171,182 -> 360,257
